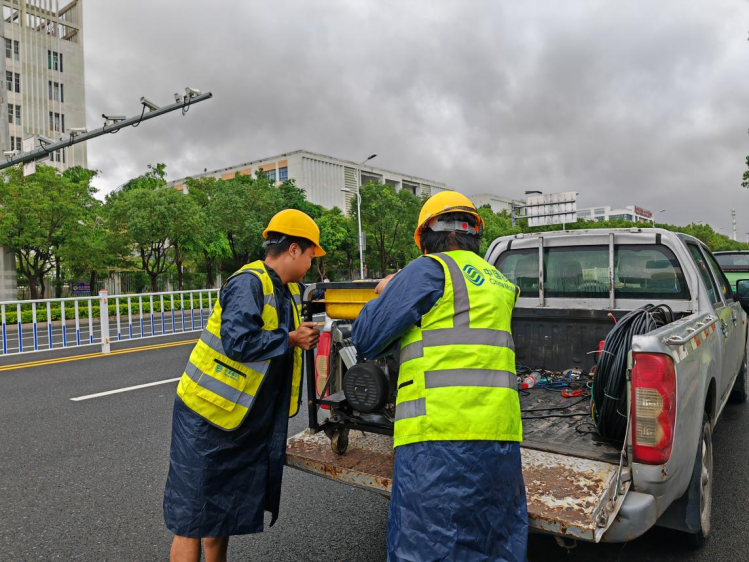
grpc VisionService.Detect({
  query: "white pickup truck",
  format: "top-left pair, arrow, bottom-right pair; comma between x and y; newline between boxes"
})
286,228 -> 749,546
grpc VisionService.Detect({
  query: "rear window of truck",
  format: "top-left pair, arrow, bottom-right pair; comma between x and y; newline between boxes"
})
495,244 -> 690,300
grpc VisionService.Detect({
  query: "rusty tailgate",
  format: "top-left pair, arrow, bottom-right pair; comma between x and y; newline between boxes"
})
286,430 -> 630,542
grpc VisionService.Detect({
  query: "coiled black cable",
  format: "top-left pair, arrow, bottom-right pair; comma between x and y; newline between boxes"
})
592,304 -> 674,441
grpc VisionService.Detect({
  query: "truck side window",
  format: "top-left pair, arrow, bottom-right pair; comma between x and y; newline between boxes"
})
704,251 -> 733,300
687,244 -> 720,305
495,249 -> 539,297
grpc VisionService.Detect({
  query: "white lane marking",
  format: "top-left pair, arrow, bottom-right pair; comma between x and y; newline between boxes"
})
70,378 -> 181,401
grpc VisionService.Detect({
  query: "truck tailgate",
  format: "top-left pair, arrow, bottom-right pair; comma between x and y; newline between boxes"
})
286,429 -> 630,542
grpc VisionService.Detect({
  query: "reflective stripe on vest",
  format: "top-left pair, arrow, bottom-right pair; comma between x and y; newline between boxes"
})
199,330 -> 270,375
393,251 -> 522,446
185,361 -> 256,409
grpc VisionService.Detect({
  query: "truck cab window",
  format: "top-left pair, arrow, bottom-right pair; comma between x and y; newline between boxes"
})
687,244 -> 721,305
495,249 -> 539,297
704,251 -> 733,300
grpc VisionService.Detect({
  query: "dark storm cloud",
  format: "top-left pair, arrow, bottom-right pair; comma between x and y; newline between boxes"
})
84,0 -> 749,234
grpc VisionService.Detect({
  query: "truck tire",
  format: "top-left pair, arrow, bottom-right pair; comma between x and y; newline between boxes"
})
729,342 -> 748,404
687,413 -> 713,548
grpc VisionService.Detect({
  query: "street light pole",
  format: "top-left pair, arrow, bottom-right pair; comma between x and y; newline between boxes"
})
346,153 -> 377,279
653,208 -> 666,228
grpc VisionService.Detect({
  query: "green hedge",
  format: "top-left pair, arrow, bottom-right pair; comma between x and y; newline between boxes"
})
4,295 -> 215,324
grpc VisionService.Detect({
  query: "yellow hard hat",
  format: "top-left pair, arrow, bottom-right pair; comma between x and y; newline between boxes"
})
263,209 -> 326,257
414,191 -> 484,249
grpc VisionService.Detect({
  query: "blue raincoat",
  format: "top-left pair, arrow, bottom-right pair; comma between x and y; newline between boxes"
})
163,266 -> 299,537
353,257 -> 528,562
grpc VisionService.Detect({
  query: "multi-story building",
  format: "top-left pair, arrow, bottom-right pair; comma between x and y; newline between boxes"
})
167,149 -> 451,215
0,0 -> 87,300
1,0 -> 87,170
577,205 -> 654,224
470,193 -> 524,214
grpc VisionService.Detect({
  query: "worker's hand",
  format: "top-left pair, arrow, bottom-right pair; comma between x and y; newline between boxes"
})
375,271 -> 399,294
289,322 -> 320,350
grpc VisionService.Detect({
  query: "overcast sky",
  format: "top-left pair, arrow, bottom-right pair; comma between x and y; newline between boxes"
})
84,0 -> 749,236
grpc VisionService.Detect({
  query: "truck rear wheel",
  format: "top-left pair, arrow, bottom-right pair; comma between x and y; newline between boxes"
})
688,413 -> 713,548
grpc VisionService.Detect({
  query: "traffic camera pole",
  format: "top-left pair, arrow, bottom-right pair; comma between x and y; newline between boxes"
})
0,91 -> 213,171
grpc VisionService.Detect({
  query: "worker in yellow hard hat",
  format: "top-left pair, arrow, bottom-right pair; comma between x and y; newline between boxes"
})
352,191 -> 527,561
165,209 -> 324,562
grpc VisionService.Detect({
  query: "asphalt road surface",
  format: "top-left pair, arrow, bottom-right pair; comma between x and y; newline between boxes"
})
1,338 -> 747,561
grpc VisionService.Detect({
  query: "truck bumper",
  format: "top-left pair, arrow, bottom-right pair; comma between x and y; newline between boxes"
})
600,491 -> 658,543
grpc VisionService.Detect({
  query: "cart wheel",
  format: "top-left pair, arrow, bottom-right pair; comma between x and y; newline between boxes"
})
330,428 -> 349,455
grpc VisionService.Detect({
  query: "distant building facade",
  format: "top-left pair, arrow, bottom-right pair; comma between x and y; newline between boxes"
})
470,193 -> 523,214
167,149 -> 452,215
577,205 -> 653,224
0,0 -> 87,300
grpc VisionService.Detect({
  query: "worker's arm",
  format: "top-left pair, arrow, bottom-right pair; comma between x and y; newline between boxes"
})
220,274 -> 290,363
352,257 -> 444,359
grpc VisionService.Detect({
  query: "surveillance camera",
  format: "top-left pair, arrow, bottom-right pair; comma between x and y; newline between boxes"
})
174,93 -> 183,104
37,135 -> 55,145
68,127 -> 87,135
140,97 -> 160,112
102,114 -> 126,122
185,87 -> 201,98
3,150 -> 18,156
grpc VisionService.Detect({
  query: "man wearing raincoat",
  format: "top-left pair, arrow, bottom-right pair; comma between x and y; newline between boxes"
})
352,191 -> 528,562
164,209 -> 324,562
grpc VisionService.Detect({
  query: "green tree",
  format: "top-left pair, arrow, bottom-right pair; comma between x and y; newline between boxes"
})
184,177 -> 230,288
315,207 -> 351,280
59,198 -> 124,296
0,164 -> 97,299
358,182 -> 421,277
108,178 -> 185,292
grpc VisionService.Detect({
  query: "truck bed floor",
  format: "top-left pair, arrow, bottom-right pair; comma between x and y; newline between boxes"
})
520,386 -> 621,464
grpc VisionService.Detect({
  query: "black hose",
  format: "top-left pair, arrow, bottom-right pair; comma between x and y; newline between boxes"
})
592,304 -> 674,441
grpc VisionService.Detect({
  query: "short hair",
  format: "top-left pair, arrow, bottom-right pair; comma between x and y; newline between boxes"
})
420,212 -> 481,255
264,232 -> 314,257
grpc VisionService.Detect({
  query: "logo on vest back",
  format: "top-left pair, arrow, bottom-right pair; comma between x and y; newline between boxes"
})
462,264 -> 484,286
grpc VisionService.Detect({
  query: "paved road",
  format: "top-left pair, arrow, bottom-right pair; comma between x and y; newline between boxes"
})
0,339 -> 747,561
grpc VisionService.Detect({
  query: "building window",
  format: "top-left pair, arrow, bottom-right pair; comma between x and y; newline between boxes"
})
48,50 -> 62,71
60,83 -> 64,102
61,114 -> 65,132
49,111 -> 53,131
14,40 -> 19,61
266,169 -> 276,182
48,80 -> 52,99
54,113 -> 60,132
7,104 -> 13,124
6,71 -> 12,92
14,73 -> 19,93
10,136 -> 21,152
5,38 -> 11,59
278,166 -> 288,182
15,105 -> 20,126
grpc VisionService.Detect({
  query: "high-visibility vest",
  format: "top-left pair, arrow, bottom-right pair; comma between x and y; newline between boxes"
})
176,261 -> 303,431
394,250 -> 522,448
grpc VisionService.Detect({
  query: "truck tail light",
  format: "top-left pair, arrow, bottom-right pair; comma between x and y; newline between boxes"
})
315,331 -> 332,410
631,352 -> 676,465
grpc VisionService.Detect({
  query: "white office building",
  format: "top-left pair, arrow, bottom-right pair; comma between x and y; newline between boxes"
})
577,205 -> 654,224
0,0 -> 87,300
167,149 -> 452,215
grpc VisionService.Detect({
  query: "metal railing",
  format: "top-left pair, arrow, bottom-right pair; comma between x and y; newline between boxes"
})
0,289 -> 218,357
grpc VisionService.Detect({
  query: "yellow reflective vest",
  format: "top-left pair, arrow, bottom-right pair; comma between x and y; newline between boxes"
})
394,250 -> 522,447
176,261 -> 303,431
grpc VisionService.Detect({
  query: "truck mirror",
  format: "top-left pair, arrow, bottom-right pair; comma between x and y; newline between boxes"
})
736,279 -> 749,313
